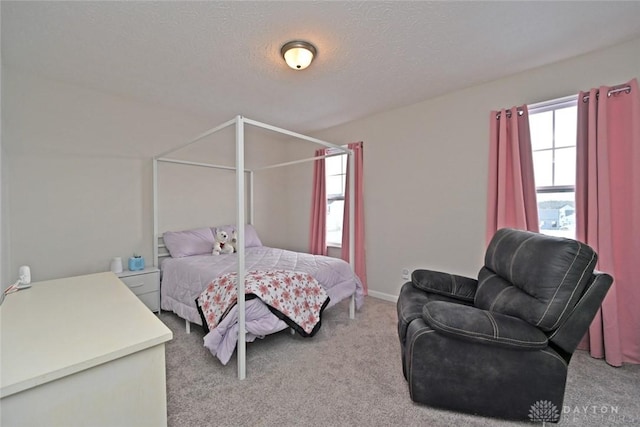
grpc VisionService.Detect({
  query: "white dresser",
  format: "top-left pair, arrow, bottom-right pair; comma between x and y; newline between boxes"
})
0,272 -> 173,427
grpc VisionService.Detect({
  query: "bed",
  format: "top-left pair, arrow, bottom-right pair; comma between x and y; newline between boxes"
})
153,115 -> 359,378
160,225 -> 364,364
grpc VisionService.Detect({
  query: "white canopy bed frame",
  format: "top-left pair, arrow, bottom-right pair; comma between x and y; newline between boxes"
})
152,115 -> 355,379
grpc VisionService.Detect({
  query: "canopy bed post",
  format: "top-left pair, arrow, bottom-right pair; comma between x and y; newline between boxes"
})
153,158 -> 159,268
348,151 -> 356,320
235,116 -> 247,380
248,171 -> 255,225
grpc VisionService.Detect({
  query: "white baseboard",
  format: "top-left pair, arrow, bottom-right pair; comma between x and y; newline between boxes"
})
367,289 -> 398,303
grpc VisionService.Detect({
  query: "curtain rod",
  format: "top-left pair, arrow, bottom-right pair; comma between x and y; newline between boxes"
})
496,84 -> 633,119
582,85 -> 632,103
495,109 -> 524,120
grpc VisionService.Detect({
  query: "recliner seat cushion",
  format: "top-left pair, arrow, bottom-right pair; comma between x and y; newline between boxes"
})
475,228 -> 597,331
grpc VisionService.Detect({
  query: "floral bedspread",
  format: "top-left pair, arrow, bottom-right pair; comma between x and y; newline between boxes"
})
196,270 -> 330,337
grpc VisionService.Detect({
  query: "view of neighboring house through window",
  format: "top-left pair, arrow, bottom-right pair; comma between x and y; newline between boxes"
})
529,96 -> 578,239
326,150 -> 347,246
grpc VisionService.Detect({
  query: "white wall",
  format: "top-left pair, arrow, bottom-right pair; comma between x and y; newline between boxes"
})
1,137 -> 5,290
1,3 -> 5,289
0,22 -> 4,288
3,36 -> 639,293
289,36 -> 640,301
154,124 -> 292,240
1,70 -> 290,283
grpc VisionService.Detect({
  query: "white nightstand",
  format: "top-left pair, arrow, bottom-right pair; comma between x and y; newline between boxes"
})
117,267 -> 160,312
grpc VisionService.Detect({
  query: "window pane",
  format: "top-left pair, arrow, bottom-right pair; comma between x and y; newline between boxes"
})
530,111 -> 553,150
325,156 -> 343,176
537,191 -> 575,239
327,176 -> 344,197
326,152 -> 347,245
554,106 -> 577,148
554,147 -> 576,186
533,150 -> 553,187
326,200 -> 344,244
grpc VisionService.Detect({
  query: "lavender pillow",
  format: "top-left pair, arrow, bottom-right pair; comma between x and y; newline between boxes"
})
163,227 -> 215,258
212,224 -> 263,248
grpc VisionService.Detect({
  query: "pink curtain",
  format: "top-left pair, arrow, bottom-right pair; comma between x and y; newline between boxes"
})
576,78 -> 640,366
341,142 -> 367,293
309,148 -> 327,255
486,105 -> 539,244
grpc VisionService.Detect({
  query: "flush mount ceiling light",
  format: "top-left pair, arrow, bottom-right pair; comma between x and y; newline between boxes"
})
281,40 -> 317,70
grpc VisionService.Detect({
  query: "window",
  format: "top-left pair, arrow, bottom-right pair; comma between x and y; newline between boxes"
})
529,96 -> 578,239
325,151 -> 347,246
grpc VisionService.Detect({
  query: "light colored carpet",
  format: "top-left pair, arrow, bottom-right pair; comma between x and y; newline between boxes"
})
160,297 -> 639,427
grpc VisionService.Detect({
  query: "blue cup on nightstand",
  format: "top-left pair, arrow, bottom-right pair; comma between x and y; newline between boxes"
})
128,256 -> 145,271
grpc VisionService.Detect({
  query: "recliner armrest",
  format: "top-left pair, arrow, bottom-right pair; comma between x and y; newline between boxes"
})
422,301 -> 548,350
412,269 -> 477,302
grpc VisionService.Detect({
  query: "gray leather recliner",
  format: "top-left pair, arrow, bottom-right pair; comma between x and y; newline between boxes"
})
397,228 -> 613,422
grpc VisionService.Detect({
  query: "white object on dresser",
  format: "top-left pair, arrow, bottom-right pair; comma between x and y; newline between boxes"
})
110,256 -> 123,273
0,272 -> 173,427
118,267 -> 161,313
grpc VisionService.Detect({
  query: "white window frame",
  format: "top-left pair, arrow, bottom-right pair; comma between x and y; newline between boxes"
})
529,95 -> 578,238
325,148 -> 347,247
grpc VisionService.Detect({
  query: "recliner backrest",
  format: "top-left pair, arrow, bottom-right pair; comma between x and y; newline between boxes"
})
548,271 -> 613,354
474,228 -> 597,331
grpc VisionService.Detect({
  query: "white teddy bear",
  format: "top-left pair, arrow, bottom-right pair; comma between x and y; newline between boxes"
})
212,229 -> 234,255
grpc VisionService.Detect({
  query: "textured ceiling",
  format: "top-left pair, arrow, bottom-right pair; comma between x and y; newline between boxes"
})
3,1 -> 640,133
